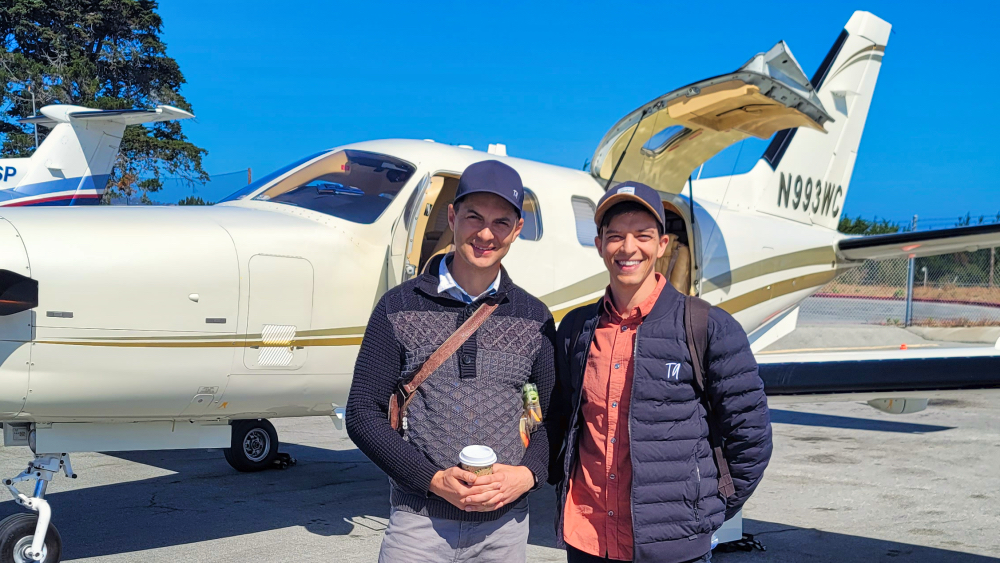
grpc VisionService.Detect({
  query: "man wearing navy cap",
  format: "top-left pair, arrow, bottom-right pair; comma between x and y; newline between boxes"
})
548,182 -> 772,563
347,160 -> 556,563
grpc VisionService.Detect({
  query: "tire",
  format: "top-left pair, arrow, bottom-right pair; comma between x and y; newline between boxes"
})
224,419 -> 279,472
0,512 -> 61,563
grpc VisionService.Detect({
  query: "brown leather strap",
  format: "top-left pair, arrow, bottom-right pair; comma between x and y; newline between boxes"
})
390,302 -> 498,430
685,295 -> 736,499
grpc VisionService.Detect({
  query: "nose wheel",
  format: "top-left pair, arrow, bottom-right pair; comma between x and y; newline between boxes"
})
1,453 -> 75,563
0,513 -> 60,563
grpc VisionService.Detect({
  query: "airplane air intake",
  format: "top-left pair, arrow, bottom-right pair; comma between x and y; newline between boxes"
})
0,269 -> 38,316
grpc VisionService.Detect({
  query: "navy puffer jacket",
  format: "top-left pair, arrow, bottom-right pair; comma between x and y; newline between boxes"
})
548,284 -> 772,563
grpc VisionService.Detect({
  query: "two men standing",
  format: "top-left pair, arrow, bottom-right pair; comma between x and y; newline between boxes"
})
347,161 -> 772,563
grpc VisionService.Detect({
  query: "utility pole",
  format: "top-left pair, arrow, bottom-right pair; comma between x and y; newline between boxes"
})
904,215 -> 917,326
247,168 -> 252,185
30,83 -> 38,149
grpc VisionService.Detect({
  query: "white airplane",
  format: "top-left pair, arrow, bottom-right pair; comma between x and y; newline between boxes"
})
0,10 -> 997,562
0,104 -> 193,206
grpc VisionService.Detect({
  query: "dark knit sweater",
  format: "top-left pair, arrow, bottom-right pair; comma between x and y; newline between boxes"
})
346,254 -> 556,522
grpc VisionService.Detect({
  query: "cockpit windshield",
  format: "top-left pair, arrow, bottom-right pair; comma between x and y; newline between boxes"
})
249,150 -> 416,224
219,150 -> 333,203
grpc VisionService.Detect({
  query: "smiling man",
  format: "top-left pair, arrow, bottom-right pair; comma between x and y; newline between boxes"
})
346,160 -> 555,563
548,182 -> 772,563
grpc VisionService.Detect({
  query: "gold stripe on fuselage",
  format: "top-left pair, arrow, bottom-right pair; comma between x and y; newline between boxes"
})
31,248 -> 844,347
33,335 -> 364,348
701,246 -> 836,294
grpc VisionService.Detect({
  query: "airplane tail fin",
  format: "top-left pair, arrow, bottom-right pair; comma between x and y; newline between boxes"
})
0,105 -> 193,206
752,11 -> 891,229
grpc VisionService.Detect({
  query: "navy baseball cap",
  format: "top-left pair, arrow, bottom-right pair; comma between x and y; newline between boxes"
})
455,160 -> 524,217
594,181 -> 666,231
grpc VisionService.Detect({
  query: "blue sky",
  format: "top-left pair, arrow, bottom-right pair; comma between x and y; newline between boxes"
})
158,1 -> 998,226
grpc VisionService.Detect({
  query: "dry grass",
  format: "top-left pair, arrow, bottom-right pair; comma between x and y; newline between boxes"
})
819,283 -> 1000,306
911,318 -> 1000,327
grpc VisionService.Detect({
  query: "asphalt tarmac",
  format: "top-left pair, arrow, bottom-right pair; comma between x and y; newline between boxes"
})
0,394 -> 996,563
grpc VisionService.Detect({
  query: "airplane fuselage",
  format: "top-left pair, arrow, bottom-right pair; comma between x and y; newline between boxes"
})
0,139 -> 846,426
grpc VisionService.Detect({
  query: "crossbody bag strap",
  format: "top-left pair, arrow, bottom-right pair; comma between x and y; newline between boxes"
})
389,302 -> 498,431
684,295 -> 736,499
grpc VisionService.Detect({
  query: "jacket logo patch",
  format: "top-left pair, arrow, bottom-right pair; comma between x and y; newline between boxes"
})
665,362 -> 680,381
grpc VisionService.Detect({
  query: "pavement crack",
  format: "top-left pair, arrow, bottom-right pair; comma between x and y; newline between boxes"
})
147,492 -> 184,514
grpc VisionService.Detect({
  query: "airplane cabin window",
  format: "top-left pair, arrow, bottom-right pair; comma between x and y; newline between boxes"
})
518,188 -> 543,241
641,125 -> 693,155
252,150 -> 416,224
571,196 -> 597,247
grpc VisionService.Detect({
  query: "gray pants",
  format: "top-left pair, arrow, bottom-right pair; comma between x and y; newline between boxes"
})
378,502 -> 529,563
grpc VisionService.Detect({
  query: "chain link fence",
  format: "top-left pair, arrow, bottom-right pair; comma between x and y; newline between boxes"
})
799,250 -> 1000,326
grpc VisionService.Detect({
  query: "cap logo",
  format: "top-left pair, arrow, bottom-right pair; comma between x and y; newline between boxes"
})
513,189 -> 518,199
617,186 -> 635,195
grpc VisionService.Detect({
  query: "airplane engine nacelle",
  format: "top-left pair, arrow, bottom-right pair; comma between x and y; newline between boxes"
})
866,398 -> 928,415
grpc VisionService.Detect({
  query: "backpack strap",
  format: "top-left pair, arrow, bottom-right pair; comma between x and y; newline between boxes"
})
684,295 -> 736,499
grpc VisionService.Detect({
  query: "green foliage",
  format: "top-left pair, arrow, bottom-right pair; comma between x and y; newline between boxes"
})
177,196 -> 210,205
837,215 -> 901,235
0,0 -> 207,201
955,212 -> 1000,227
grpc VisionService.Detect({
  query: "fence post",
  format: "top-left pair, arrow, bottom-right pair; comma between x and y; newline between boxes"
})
991,247 -> 995,288
904,215 -> 917,327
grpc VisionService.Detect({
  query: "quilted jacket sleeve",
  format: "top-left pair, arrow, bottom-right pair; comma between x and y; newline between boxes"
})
705,307 -> 773,520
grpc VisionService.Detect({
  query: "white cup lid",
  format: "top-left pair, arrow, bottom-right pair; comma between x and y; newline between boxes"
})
459,445 -> 497,467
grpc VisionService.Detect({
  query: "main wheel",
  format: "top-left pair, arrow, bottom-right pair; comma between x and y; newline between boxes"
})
224,419 -> 279,472
0,512 -> 61,563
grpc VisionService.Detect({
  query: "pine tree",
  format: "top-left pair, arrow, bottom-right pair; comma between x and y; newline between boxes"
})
0,0 -> 207,203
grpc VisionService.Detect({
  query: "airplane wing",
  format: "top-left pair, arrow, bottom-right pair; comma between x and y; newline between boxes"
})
758,346 -> 1000,401
591,41 -> 833,193
838,224 -> 1000,261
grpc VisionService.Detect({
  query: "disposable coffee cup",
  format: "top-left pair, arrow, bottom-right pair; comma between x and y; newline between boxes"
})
459,445 -> 497,477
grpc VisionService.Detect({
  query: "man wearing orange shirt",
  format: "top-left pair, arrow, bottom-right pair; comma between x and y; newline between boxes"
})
548,182 -> 772,563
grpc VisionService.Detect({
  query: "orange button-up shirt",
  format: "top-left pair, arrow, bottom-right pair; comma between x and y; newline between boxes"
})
564,274 -> 667,561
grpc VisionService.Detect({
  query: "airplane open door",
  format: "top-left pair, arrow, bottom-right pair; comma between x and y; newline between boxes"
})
591,41 -> 833,194
399,173 -> 435,282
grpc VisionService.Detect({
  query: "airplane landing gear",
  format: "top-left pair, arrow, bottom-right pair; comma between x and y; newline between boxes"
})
0,453 -> 75,563
224,419 -> 280,472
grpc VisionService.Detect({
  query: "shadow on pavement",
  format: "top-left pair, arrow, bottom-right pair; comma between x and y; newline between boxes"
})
0,444 -> 991,562
712,518 -> 1000,563
769,409 -> 953,433
0,442 -> 387,560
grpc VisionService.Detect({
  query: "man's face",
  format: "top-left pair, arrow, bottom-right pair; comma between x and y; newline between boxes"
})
595,210 -> 669,288
448,192 -> 524,271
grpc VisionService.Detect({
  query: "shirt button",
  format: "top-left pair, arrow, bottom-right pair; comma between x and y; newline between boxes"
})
611,437 -> 616,444
611,402 -> 618,408
608,510 -> 614,516
461,355 -> 473,365
620,326 -> 627,332
614,363 -> 620,369
610,473 -> 616,480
